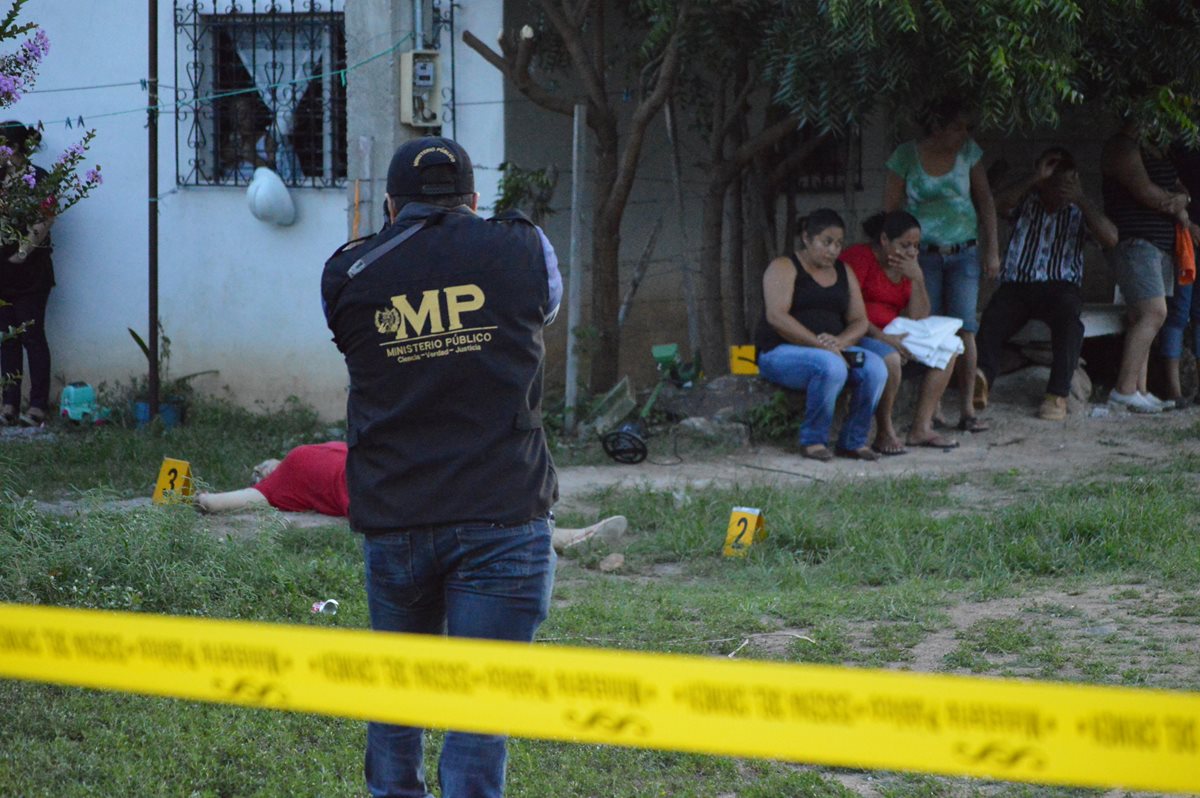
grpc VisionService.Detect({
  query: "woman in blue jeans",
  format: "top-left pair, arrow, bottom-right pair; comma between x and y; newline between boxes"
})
755,209 -> 887,461
883,97 -> 1000,431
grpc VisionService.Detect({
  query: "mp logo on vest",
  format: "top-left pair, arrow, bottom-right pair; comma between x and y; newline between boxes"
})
375,283 -> 496,363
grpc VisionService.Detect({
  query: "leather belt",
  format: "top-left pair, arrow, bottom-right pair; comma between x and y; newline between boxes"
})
921,239 -> 977,256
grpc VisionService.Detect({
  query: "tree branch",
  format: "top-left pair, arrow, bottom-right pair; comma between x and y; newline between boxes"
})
535,0 -> 608,112
608,1 -> 692,212
735,114 -> 802,170
567,0 -> 598,31
462,29 -> 575,117
719,71 -> 758,145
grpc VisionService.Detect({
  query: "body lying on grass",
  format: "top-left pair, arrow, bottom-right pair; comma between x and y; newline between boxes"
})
195,441 -> 626,552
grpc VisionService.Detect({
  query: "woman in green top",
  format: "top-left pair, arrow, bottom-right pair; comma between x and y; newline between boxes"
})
883,97 -> 999,432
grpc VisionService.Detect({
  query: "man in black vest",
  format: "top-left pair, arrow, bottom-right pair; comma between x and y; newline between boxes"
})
322,136 -> 561,798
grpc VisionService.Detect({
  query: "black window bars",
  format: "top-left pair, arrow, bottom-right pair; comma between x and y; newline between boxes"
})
174,1 -> 347,189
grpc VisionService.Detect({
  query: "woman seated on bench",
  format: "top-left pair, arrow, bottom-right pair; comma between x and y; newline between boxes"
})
754,208 -> 887,462
840,211 -> 959,454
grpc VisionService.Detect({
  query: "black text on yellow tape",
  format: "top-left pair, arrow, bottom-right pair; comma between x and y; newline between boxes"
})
0,603 -> 1197,793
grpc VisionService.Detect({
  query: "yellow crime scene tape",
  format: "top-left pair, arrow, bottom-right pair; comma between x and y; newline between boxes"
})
0,602 -> 1197,793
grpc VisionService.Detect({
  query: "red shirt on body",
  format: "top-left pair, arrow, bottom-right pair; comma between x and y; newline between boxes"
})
839,243 -> 912,329
253,441 -> 350,517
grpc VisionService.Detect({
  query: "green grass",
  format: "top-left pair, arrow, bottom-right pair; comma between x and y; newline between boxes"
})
0,396 -> 331,498
1,399 -> 1199,795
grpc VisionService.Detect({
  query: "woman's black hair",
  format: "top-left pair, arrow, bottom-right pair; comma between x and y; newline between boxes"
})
0,120 -> 40,153
798,208 -> 845,239
917,96 -> 969,136
862,210 -> 921,243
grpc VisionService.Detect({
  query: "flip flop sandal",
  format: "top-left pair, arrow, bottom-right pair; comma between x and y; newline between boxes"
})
871,441 -> 909,456
957,416 -> 989,433
835,447 -> 881,462
909,436 -> 960,449
800,445 -> 834,462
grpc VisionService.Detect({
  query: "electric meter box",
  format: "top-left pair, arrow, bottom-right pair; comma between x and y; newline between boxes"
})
399,50 -> 442,128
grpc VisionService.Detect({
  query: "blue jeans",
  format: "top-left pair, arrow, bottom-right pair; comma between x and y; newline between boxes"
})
362,518 -> 556,798
757,344 -> 887,450
919,246 -> 981,332
1160,280 -> 1200,359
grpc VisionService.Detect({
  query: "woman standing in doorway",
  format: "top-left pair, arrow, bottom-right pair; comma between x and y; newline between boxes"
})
883,97 -> 999,432
0,121 -> 55,427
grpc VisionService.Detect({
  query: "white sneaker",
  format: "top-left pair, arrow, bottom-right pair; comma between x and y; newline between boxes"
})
1109,390 -> 1162,414
1140,392 -> 1172,411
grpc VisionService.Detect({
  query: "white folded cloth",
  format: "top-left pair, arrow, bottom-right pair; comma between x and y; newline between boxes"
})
881,315 -> 965,369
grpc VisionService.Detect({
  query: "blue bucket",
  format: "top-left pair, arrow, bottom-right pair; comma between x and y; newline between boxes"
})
133,400 -> 185,428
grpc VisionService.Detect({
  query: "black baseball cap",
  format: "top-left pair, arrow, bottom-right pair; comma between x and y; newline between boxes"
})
386,136 -> 475,197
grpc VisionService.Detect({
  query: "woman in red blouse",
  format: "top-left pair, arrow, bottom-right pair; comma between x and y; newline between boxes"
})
840,212 -> 959,453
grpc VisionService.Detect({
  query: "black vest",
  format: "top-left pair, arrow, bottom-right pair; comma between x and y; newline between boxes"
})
321,205 -> 558,533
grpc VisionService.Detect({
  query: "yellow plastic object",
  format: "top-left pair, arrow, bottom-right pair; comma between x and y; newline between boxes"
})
723,506 -> 766,557
152,457 -> 193,504
730,345 -> 758,375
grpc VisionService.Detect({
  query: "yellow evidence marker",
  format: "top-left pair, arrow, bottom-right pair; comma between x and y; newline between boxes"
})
723,506 -> 766,557
152,457 -> 194,504
729,345 -> 758,376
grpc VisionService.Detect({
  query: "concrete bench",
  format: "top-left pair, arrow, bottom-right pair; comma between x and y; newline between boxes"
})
1010,302 -> 1127,345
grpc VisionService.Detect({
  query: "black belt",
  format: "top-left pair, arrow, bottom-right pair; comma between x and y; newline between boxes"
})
921,239 -> 976,256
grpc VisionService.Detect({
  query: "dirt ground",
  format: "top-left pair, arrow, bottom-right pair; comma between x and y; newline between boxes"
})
557,367 -> 1199,516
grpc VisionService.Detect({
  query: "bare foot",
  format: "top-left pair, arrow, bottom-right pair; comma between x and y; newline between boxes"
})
871,436 -> 906,456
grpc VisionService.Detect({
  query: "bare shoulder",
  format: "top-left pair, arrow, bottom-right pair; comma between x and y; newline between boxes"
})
765,255 -> 796,275
762,256 -> 798,296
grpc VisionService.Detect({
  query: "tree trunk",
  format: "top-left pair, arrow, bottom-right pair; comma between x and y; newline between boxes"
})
589,130 -> 622,393
744,161 -> 773,333
697,181 -> 730,375
727,173 -> 747,343
462,3 -> 693,396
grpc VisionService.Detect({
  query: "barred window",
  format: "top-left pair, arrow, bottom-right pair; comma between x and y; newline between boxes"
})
175,1 -> 347,189
790,127 -> 863,195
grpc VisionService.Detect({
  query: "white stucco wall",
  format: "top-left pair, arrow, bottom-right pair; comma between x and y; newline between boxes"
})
441,1 -> 505,211
12,2 -> 350,418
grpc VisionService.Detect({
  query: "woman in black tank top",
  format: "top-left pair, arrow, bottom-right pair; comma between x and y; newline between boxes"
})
1101,119 -> 1192,413
754,209 -> 888,461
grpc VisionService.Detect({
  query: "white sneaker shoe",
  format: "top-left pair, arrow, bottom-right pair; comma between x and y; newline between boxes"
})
1109,390 -> 1162,414
1140,392 -> 1172,411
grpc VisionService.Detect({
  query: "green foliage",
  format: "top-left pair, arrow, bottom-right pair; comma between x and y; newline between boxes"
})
1,297 -> 28,347
126,321 -> 218,401
760,0 -> 1200,140
741,389 -> 796,443
0,394 -> 328,496
493,161 -> 558,225
0,0 -> 35,42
